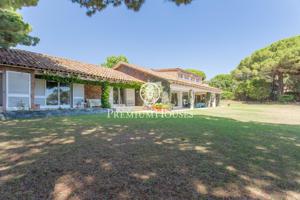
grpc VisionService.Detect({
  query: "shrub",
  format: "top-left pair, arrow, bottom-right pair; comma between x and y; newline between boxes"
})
234,81 -> 251,101
248,79 -> 271,101
278,94 -> 295,103
101,82 -> 111,108
222,91 -> 234,100
152,103 -> 171,111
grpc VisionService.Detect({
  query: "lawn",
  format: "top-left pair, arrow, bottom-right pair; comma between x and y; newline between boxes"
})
190,101 -> 300,125
0,104 -> 299,199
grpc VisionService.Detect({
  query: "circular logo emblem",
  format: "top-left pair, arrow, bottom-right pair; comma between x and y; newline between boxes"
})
139,83 -> 161,106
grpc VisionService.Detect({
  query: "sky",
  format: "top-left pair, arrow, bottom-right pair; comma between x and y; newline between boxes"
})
18,0 -> 300,79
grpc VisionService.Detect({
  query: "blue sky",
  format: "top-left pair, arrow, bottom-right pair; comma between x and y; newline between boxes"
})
18,0 -> 300,79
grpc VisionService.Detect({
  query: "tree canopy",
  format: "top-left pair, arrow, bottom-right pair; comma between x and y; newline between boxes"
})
209,74 -> 235,91
185,69 -> 206,80
0,0 -> 39,48
209,74 -> 236,100
0,0 -> 193,47
71,0 -> 193,16
232,35 -> 300,80
232,35 -> 300,101
102,55 -> 129,68
0,0 -> 38,9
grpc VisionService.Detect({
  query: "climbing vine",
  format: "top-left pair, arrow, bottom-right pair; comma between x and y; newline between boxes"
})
37,73 -> 142,109
37,73 -> 141,88
101,82 -> 111,108
109,82 -> 141,89
36,74 -> 103,85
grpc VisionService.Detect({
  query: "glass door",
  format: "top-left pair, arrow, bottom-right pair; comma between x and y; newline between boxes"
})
46,81 -> 71,108
59,83 -> 71,107
46,81 -> 59,107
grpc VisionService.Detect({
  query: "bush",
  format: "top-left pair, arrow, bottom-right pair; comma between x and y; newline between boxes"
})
222,91 -> 234,100
248,79 -> 271,101
234,81 -> 251,101
233,79 -> 272,101
152,103 -> 171,111
278,94 -> 295,103
101,82 -> 111,108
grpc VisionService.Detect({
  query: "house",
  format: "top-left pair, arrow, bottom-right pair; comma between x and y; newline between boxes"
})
0,48 -> 142,112
113,62 -> 222,109
0,48 -> 221,113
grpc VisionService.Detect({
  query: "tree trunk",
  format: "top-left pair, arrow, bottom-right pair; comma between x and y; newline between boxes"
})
271,73 -> 277,101
278,72 -> 284,97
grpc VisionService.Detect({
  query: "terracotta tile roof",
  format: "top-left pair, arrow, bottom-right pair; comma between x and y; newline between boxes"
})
154,68 -> 203,78
114,62 -> 222,93
0,48 -> 143,83
154,68 -> 183,72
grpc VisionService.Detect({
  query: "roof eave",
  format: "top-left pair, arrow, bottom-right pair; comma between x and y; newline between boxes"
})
0,63 -> 143,84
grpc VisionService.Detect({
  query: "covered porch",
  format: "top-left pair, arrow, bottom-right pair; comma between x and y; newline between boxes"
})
170,83 -> 221,109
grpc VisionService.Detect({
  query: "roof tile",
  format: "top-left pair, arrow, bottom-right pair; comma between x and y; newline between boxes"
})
0,48 -> 143,83
114,62 -> 222,93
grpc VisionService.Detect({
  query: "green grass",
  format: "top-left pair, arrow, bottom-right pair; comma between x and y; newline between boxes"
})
190,101 -> 300,125
0,104 -> 299,199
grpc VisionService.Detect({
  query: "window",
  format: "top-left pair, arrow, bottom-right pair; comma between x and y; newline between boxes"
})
6,71 -> 31,110
46,81 -> 59,106
45,81 -> 70,107
73,84 -> 84,108
34,79 -> 46,107
59,83 -> 71,105
113,88 -> 126,105
113,88 -> 119,104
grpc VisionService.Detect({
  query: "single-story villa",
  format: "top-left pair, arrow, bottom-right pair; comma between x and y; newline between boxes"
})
0,48 -> 143,112
0,48 -> 221,113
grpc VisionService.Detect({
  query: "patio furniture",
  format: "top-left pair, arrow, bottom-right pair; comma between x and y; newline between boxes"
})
195,102 -> 206,108
87,99 -> 101,108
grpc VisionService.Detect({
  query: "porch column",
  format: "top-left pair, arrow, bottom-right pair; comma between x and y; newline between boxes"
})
118,88 -> 121,104
178,92 -> 183,108
190,90 -> 195,109
212,93 -> 216,108
216,94 -> 221,106
205,92 -> 211,107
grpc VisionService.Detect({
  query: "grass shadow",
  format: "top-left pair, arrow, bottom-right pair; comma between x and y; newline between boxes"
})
0,114 -> 299,199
